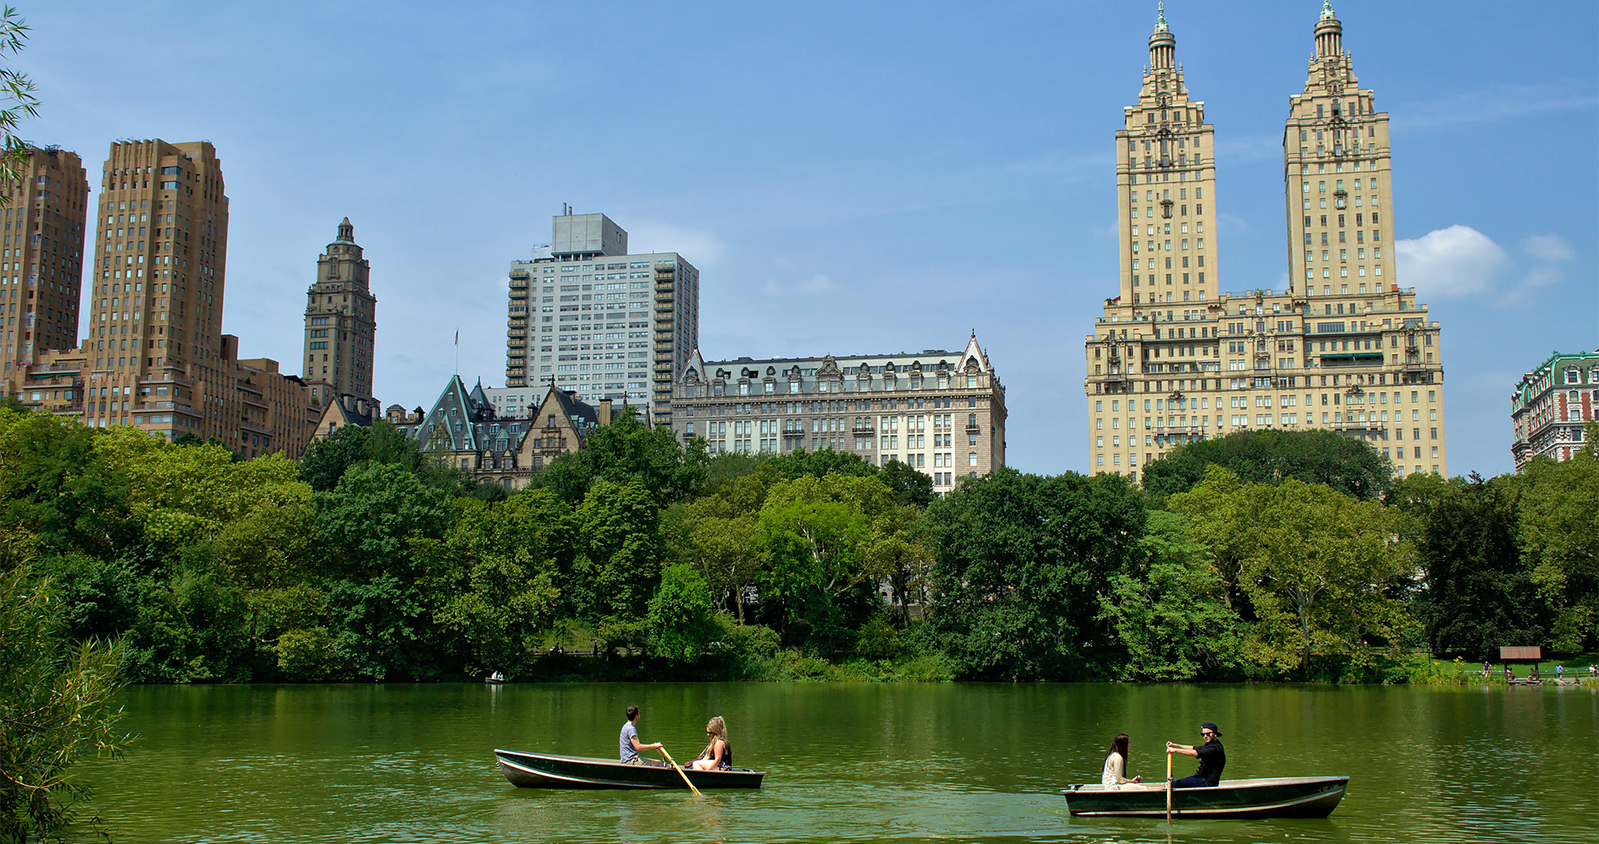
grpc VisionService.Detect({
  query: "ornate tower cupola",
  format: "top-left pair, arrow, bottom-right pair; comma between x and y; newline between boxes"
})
1315,0 -> 1343,60
337,216 -> 354,243
1149,1 -> 1176,71
1112,1 -> 1220,308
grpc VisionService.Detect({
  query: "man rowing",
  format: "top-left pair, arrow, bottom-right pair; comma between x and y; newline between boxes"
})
1166,722 -> 1225,788
619,705 -> 664,766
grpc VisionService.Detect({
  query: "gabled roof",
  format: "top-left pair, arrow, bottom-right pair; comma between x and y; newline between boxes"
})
412,374 -> 496,453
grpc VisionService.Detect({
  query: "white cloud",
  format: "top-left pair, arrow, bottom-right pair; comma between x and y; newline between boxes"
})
1395,225 -> 1509,298
1395,226 -> 1575,303
1521,234 -> 1575,263
761,274 -> 834,296
1400,82 -> 1599,133
628,223 -> 727,268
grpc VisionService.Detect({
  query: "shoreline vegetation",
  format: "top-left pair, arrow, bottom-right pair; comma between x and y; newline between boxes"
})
3,404 -> 1595,690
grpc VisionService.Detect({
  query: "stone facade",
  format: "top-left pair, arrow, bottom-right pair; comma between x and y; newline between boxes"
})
303,218 -> 376,409
670,334 -> 1005,495
0,146 -> 89,381
1511,351 -> 1599,471
504,212 -> 699,427
1084,4 -> 1447,483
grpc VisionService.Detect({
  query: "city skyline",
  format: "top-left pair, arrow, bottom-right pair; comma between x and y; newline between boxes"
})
17,0 -> 1598,476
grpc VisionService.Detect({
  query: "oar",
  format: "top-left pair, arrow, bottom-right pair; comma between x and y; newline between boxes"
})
1166,750 -> 1173,825
658,746 -> 703,799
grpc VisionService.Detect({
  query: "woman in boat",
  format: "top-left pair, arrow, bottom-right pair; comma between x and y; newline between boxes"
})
688,716 -> 733,771
1100,733 -> 1143,789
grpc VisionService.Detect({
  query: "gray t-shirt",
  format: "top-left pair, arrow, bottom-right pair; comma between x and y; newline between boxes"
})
619,722 -> 638,762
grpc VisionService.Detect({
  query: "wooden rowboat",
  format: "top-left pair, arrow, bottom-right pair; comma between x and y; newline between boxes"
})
1062,776 -> 1348,819
494,749 -> 765,790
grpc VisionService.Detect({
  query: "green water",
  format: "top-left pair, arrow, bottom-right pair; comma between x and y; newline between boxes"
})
88,683 -> 1597,843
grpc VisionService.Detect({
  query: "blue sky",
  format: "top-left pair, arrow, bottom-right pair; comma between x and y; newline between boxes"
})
22,1 -> 1598,478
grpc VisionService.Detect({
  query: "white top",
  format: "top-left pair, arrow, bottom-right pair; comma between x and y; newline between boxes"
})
1101,751 -> 1130,787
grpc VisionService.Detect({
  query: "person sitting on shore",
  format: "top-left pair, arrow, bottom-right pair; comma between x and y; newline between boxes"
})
1167,722 -> 1225,788
688,716 -> 733,771
619,705 -> 663,766
1100,733 -> 1144,790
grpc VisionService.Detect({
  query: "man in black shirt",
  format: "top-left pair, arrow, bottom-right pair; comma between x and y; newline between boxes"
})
1167,722 -> 1225,788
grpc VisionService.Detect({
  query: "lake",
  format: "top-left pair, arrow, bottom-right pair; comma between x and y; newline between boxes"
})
89,682 -> 1597,843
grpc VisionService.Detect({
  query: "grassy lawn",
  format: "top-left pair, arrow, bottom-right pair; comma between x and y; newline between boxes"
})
1451,652 -> 1599,680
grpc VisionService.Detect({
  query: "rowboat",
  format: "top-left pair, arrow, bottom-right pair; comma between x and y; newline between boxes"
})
1062,776 -> 1348,819
493,749 -> 765,790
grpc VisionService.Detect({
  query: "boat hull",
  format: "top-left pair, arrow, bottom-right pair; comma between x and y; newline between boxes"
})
494,749 -> 765,790
1063,776 -> 1348,819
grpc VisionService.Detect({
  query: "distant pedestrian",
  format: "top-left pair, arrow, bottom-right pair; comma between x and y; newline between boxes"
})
1504,665 -> 1514,681
1590,664 -> 1596,678
1556,665 -> 1563,680
1482,661 -> 1491,678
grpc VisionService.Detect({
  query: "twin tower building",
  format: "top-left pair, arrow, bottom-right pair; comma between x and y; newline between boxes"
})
1085,2 -> 1447,481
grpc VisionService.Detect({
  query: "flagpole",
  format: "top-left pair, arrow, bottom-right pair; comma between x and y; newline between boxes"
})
454,328 -> 459,376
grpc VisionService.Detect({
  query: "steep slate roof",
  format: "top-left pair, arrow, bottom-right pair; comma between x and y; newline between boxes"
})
409,376 -> 607,458
411,374 -> 497,452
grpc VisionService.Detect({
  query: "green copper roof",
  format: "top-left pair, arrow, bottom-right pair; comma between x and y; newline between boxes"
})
1321,0 -> 1336,21
1155,1 -> 1168,33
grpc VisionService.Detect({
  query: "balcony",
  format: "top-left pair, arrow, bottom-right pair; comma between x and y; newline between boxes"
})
966,422 -> 981,433
782,429 -> 804,439
852,425 -> 875,434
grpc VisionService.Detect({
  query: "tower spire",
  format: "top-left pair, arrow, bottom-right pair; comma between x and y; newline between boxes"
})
1155,1 -> 1168,34
1320,0 -> 1335,21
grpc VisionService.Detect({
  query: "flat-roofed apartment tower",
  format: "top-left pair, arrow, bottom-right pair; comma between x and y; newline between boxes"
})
1,146 -> 89,382
1084,3 -> 1447,482
83,139 -> 229,429
26,139 -> 317,459
303,217 -> 376,408
506,211 -> 699,426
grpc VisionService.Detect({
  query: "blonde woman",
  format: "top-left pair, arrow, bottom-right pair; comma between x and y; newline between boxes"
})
688,716 -> 733,771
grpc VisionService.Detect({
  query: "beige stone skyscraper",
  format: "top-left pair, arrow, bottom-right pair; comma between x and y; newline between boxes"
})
1116,2 -> 1218,307
1284,1 -> 1396,300
1083,3 -> 1448,482
303,217 -> 376,408
1,146 -> 89,380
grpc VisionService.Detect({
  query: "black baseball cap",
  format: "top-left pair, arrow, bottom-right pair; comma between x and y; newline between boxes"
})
1201,722 -> 1222,736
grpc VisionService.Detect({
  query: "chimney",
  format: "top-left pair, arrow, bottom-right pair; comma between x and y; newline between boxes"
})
599,398 -> 613,426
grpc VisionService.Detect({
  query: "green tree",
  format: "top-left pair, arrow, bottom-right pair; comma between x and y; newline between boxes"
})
925,468 -> 1146,680
1517,454 -> 1599,651
0,564 -> 129,842
426,491 -> 576,675
578,480 -> 663,624
646,564 -> 718,664
1097,510 -> 1242,680
312,462 -> 454,679
0,409 -> 131,557
537,414 -> 708,506
1408,473 -> 1540,660
753,474 -> 896,653
1143,428 -> 1391,501
676,474 -> 771,622
878,458 -> 934,509
1173,469 -> 1418,676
